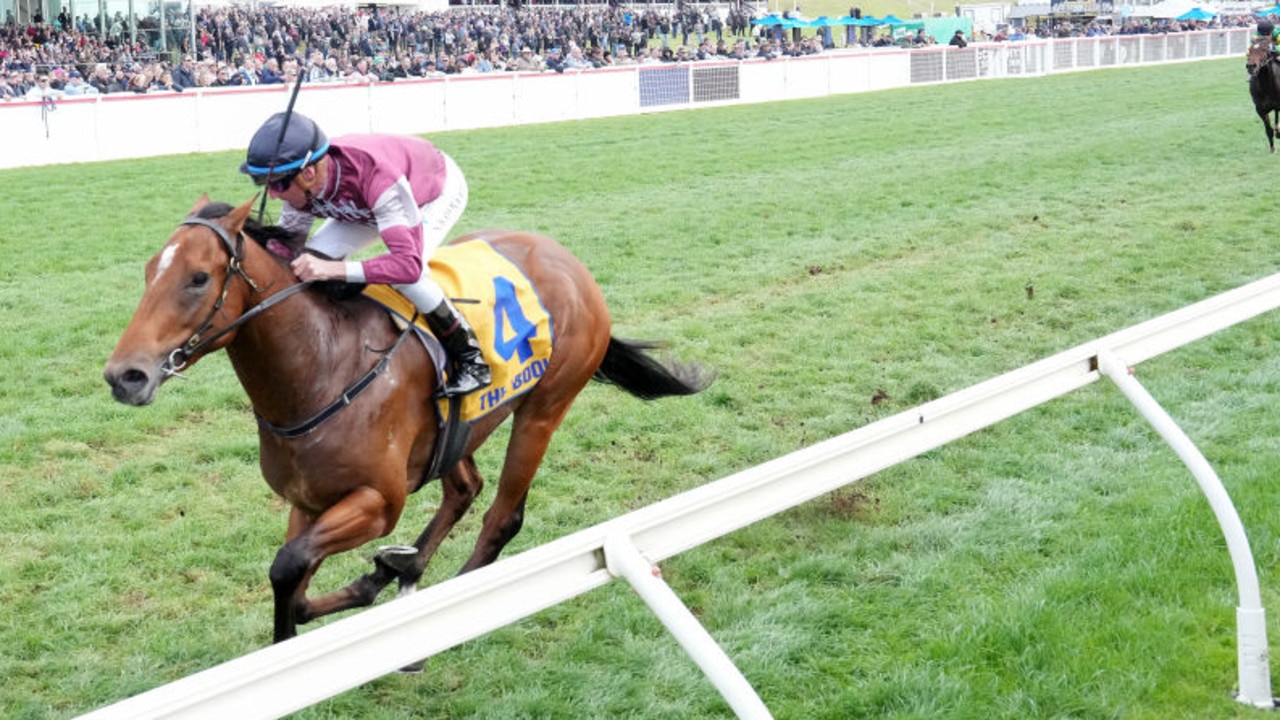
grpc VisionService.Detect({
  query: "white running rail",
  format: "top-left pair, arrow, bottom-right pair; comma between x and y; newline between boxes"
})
77,270 -> 1280,719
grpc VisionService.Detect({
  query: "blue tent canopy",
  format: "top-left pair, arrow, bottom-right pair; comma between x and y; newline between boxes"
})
1258,4 -> 1280,15
1175,7 -> 1216,20
751,14 -> 806,28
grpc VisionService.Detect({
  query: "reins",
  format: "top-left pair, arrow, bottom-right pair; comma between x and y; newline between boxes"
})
166,215 -> 415,439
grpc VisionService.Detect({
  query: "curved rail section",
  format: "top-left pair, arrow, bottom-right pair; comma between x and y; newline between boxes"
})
77,270 -> 1280,719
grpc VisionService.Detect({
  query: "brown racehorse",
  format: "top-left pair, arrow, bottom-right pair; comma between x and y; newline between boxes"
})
104,196 -> 711,644
1248,38 -> 1280,153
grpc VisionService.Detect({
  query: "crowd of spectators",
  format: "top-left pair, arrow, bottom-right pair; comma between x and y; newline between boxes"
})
0,3 -> 1262,100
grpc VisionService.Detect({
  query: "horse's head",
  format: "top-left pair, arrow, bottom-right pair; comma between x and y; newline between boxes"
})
103,195 -> 261,406
1247,38 -> 1274,77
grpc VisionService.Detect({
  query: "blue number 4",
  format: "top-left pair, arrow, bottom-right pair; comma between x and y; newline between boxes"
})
491,276 -> 537,363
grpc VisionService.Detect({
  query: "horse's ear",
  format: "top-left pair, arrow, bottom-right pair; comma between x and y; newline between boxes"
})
224,196 -> 258,234
188,193 -> 211,216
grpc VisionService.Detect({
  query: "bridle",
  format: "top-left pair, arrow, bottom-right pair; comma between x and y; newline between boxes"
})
159,216 -> 310,379
1248,40 -> 1275,77
162,214 -> 414,439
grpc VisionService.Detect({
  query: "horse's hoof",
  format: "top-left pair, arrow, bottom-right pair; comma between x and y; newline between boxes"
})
374,545 -> 418,575
398,659 -> 425,674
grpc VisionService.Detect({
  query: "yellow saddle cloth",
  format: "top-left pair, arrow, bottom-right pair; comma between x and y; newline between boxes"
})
362,239 -> 554,422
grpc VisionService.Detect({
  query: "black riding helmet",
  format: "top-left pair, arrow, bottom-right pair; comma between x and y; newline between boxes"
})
1260,20 -> 1275,36
240,111 -> 330,182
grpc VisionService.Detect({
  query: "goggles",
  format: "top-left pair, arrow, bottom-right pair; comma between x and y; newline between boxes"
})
252,172 -> 298,193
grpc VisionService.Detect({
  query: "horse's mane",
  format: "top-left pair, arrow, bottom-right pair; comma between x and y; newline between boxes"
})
193,201 -> 363,300
193,201 -> 301,252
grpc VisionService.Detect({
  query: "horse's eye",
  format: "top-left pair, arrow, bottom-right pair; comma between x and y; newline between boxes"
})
191,271 -> 210,288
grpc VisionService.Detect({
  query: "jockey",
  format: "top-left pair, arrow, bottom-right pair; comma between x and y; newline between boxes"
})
240,111 -> 491,398
1257,20 -> 1279,55
1248,20 -> 1279,78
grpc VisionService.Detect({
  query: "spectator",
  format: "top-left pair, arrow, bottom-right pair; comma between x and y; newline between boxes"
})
950,30 -> 968,48
153,69 -> 181,92
25,72 -> 63,101
260,57 -> 284,85
563,44 -> 591,70
513,46 -> 540,72
13,70 -> 34,95
546,47 -> 569,73
0,70 -> 17,100
280,60 -> 300,86
213,64 -> 234,86
89,63 -> 112,94
172,55 -> 197,90
306,51 -> 331,83
322,56 -> 341,81
194,63 -> 216,88
126,70 -> 150,94
484,48 -> 508,72
232,57 -> 259,86
344,57 -> 376,83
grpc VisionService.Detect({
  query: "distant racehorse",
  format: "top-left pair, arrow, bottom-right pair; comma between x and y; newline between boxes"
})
1247,38 -> 1280,153
104,196 -> 712,644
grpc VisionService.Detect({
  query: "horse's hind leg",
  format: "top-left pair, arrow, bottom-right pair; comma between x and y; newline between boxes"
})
379,456 -> 485,596
458,403 -> 576,574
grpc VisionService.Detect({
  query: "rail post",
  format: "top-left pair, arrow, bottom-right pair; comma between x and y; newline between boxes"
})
1098,350 -> 1275,709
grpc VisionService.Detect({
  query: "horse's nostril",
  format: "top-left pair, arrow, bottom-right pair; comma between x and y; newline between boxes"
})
121,368 -> 149,387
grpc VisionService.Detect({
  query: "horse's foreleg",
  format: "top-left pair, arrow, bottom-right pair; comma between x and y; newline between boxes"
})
269,486 -> 399,642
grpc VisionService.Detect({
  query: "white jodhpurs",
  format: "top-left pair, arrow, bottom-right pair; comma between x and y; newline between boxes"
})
306,152 -> 469,310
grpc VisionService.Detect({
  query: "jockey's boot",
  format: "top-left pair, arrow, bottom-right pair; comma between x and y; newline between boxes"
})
423,297 -> 492,397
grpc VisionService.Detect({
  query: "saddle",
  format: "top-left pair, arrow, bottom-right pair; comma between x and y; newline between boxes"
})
361,239 -> 555,479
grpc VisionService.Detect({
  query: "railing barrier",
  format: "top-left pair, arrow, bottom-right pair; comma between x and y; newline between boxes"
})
76,271 -> 1280,719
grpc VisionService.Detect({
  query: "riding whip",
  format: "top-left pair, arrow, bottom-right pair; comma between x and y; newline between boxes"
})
256,65 -> 308,224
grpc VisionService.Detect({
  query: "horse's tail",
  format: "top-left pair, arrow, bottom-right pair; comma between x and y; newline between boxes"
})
593,337 -> 713,400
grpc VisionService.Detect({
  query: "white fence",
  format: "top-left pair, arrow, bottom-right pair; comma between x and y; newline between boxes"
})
76,269 -> 1280,719
0,27 -> 1251,171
